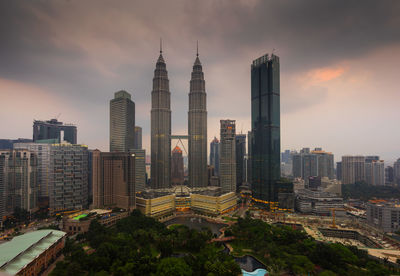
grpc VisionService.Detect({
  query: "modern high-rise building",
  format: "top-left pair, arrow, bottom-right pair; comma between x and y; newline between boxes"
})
250,54 -> 281,203
151,47 -> 171,189
247,131 -> 252,185
394,158 -> 400,186
134,126 -> 142,149
336,162 -> 342,181
188,49 -> 208,188
33,119 -> 76,144
281,150 -> 291,164
210,137 -> 220,176
371,160 -> 385,186
341,155 -> 365,185
220,120 -> 236,193
0,150 -> 38,218
13,142 -> 51,206
312,149 -> 334,180
110,90 -> 135,152
171,146 -> 184,186
365,156 -> 380,185
292,148 -> 334,184
0,139 -> 32,150
92,150 -> 135,210
132,149 -> 146,192
49,143 -> 88,212
385,166 -> 394,185
235,134 -> 246,191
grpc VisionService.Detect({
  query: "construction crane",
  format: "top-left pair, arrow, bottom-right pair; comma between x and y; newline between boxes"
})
330,208 -> 337,228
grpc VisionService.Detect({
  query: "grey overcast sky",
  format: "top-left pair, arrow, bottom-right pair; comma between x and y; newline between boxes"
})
1,0 -> 400,163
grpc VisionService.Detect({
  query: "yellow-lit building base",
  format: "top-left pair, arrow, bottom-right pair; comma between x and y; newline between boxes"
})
136,191 -> 238,217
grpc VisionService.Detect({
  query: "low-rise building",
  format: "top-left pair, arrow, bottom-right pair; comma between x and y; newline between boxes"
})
295,189 -> 344,215
136,186 -> 238,218
0,230 -> 66,276
367,201 -> 400,233
63,210 -> 129,235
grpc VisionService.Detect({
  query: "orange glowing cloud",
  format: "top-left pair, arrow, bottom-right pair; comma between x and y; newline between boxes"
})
307,66 -> 346,84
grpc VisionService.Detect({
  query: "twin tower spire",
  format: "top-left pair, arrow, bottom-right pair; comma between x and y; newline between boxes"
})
151,41 -> 207,189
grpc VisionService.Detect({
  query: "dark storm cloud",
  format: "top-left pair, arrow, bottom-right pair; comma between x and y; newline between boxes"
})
0,0 -> 399,158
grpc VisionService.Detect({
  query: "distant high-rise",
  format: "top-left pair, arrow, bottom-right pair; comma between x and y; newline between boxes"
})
188,47 -> 208,188
210,137 -> 220,176
171,146 -> 184,186
92,150 -> 135,209
110,91 -> 135,152
336,162 -> 342,181
385,166 -> 394,185
235,134 -> 246,191
151,45 -> 171,189
365,156 -> 380,185
134,126 -> 142,149
13,142 -> 51,205
247,131 -> 252,184
220,120 -> 236,193
0,150 -> 38,219
371,160 -> 385,186
312,149 -> 334,180
33,119 -> 76,144
250,54 -> 281,203
281,150 -> 291,164
132,149 -> 146,192
395,159 -> 400,186
342,155 -> 365,185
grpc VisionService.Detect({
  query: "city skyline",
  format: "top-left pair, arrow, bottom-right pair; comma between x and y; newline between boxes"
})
1,1 -> 400,163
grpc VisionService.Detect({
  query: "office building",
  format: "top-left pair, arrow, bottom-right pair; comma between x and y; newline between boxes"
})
312,149 -> 334,179
151,47 -> 171,189
0,139 -> 32,150
110,90 -> 135,152
365,156 -> 380,185
134,126 -> 142,149
0,150 -> 38,220
281,149 -> 291,164
171,146 -> 184,186
33,119 -> 77,144
210,137 -> 220,176
385,166 -> 394,185
92,150 -> 135,210
247,131 -> 252,184
341,155 -> 365,185
367,201 -> 400,232
49,143 -> 88,212
336,162 -> 342,181
220,120 -> 236,193
394,158 -> 400,186
371,160 -> 385,186
250,54 -> 281,204
188,48 -> 208,188
132,149 -> 146,192
13,142 -> 51,206
235,134 -> 246,191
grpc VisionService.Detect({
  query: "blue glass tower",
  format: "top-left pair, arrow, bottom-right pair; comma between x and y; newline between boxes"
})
250,54 -> 280,203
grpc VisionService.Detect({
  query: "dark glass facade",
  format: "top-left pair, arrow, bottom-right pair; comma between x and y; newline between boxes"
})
33,119 -> 77,144
250,54 -> 280,203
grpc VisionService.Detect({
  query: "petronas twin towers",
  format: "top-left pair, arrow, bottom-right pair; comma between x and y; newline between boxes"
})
151,44 -> 207,189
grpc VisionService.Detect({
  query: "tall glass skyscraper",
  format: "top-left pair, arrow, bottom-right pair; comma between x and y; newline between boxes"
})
250,54 -> 281,203
110,90 -> 135,152
210,137 -> 220,176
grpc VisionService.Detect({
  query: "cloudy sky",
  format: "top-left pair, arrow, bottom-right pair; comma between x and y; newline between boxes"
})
1,0 -> 399,163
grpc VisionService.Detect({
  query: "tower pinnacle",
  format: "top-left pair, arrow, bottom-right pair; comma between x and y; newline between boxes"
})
196,40 -> 199,57
160,38 -> 162,54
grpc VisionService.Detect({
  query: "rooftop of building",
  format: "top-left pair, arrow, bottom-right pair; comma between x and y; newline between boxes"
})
136,186 -> 227,199
33,118 -> 76,127
0,230 -> 66,275
368,200 -> 400,208
296,188 -> 343,200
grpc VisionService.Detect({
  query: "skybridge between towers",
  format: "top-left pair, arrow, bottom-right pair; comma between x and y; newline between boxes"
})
171,135 -> 189,155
